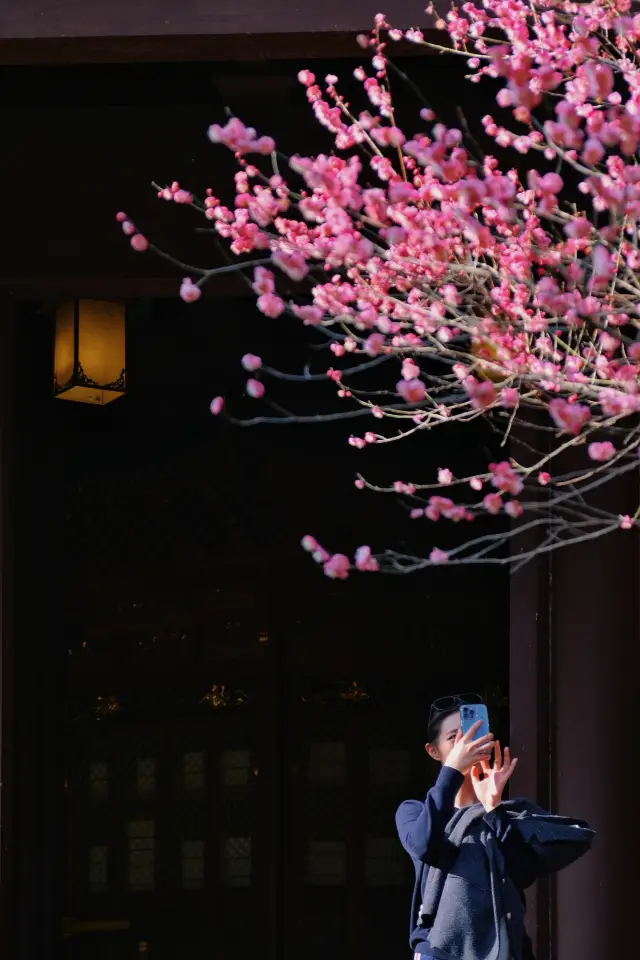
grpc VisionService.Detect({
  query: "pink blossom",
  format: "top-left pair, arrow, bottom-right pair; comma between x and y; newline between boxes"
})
467,379 -> 497,410
581,62 -> 614,101
600,389 -> 639,418
119,1 -> 640,579
429,548 -> 449,565
619,515 -> 635,530
323,553 -> 350,579
426,496 -> 456,521
157,181 -> 193,204
564,217 -> 592,240
301,535 -> 318,552
590,245 -> 614,291
246,379 -> 265,399
483,493 -> 503,515
582,138 -> 605,166
548,399 -> 591,435
489,461 -> 523,496
257,292 -> 286,318
252,266 -> 275,296
500,387 -> 519,409
180,277 -> 202,303
401,358 -> 420,380
241,354 -> 263,372
539,172 -> 563,195
587,441 -> 616,461
354,545 -> 379,572
209,396 -> 224,416
207,117 -> 275,155
292,305 -> 323,326
272,248 -> 308,282
397,379 -> 426,403
365,333 -> 386,356
394,481 -> 416,496
130,234 -> 148,252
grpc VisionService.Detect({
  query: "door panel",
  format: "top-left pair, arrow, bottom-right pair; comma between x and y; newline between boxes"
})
65,614 -> 508,960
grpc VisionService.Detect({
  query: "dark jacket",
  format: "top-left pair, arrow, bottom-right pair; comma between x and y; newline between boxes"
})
396,767 -> 594,960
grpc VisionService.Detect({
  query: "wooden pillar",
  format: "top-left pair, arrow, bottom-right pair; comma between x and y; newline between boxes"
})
0,297 -> 16,955
509,528 -> 552,960
550,513 -> 636,959
511,477 -> 638,959
11,300 -> 66,960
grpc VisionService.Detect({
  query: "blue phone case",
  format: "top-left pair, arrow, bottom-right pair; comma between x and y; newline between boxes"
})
460,703 -> 490,740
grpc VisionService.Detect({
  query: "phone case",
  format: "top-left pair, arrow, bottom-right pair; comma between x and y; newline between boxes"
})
460,703 -> 490,740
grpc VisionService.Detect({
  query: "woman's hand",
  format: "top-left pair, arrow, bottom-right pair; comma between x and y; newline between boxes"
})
471,741 -> 518,812
444,721 -> 495,775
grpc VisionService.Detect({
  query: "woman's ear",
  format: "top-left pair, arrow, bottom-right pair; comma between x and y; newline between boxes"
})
425,742 -> 440,762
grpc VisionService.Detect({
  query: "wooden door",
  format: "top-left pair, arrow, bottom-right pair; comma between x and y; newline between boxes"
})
64,584 -> 508,960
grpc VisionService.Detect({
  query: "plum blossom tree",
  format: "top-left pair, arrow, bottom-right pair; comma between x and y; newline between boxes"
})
118,0 -> 640,577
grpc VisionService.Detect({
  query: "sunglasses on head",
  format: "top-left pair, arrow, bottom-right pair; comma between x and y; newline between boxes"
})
429,693 -> 483,726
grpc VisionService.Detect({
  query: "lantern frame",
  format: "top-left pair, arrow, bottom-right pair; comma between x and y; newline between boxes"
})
53,299 -> 127,405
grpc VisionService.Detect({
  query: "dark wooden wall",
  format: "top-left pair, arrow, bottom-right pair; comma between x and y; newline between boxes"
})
0,0 -> 430,38
2,49 -> 630,960
0,0 -> 444,64
0,57 -> 489,293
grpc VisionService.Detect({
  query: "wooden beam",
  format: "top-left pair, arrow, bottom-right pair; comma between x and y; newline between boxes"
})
0,297 -> 16,955
0,1 -> 433,43
0,32 -> 437,66
2,276 -> 250,300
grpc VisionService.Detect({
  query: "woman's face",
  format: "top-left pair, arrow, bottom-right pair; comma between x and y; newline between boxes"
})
426,710 -> 461,763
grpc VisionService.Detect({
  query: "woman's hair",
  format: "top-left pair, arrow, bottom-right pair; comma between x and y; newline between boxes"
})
427,706 -> 459,745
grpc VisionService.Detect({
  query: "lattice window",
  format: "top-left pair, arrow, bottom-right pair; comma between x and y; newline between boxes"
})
89,761 -> 108,799
181,840 -> 204,889
369,748 -> 410,787
308,742 -> 346,783
365,838 -> 405,887
306,841 -> 346,886
89,844 -> 108,892
183,752 -> 205,791
127,821 -> 155,890
222,749 -> 251,786
136,759 -> 156,795
222,836 -> 252,887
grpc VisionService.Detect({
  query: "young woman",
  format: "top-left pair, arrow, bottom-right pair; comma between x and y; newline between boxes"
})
396,695 -> 594,960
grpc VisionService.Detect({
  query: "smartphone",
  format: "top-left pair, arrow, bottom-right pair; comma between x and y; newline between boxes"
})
460,702 -> 490,741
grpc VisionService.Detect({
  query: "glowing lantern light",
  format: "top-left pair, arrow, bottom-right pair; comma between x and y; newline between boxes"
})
54,299 -> 126,405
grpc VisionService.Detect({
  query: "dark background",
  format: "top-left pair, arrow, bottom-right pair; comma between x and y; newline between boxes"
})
6,56 -> 509,960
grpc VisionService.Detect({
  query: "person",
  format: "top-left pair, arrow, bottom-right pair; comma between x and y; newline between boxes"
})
395,694 -> 594,960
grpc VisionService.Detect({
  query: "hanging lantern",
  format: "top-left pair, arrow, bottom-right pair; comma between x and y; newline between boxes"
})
54,299 -> 126,405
